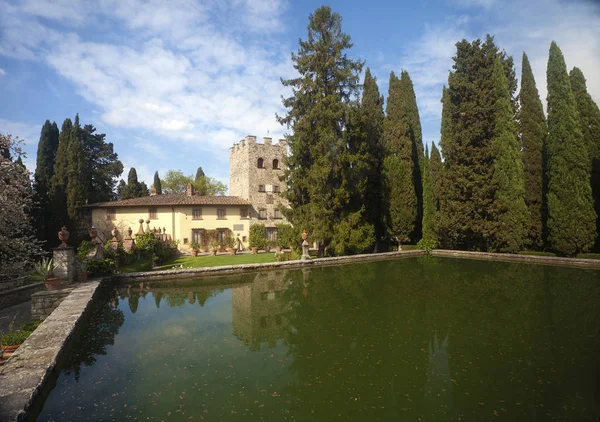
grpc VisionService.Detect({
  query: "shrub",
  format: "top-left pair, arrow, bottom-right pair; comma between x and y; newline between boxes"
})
86,259 -> 116,276
76,240 -> 94,261
417,238 -> 437,254
275,223 -> 297,249
249,224 -> 266,250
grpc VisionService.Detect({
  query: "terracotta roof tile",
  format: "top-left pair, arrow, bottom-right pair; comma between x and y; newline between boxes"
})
89,193 -> 251,208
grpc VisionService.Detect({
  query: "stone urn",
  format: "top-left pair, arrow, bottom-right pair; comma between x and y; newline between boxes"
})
89,226 -> 98,240
302,230 -> 308,241
127,226 -> 133,238
111,227 -> 119,241
58,226 -> 70,247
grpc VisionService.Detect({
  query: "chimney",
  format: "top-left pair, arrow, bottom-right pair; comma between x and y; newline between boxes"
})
186,183 -> 194,197
150,187 -> 157,196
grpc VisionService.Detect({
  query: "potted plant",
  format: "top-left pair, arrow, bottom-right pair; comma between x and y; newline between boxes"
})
208,237 -> 219,256
34,258 -> 60,290
225,235 -> 237,255
79,259 -> 88,282
190,241 -> 201,257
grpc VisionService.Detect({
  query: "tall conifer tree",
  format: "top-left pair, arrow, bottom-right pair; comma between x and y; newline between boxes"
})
153,171 -> 162,195
357,67 -> 385,247
382,71 -> 417,245
570,66 -> 600,249
430,141 -> 443,212
438,36 -> 517,250
518,52 -> 547,249
421,144 -> 436,244
278,6 -> 373,256
489,58 -> 528,252
34,120 -> 59,245
546,42 -> 596,255
66,114 -> 86,220
51,118 -> 73,231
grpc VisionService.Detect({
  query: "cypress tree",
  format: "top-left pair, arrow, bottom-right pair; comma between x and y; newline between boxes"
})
121,168 -> 143,199
358,67 -> 385,248
51,118 -> 73,230
400,70 -> 425,241
34,120 -> 59,245
117,180 -> 127,200
438,36 -> 517,250
546,42 -> 596,255
382,71 -> 417,245
488,58 -> 529,252
195,167 -> 205,181
518,52 -> 547,249
570,66 -> 600,250
421,144 -> 436,244
277,6 -> 373,256
153,171 -> 162,194
430,141 -> 443,212
66,114 -> 86,220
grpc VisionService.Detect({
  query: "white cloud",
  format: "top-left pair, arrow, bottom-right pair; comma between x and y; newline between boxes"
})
0,68 -> 5,76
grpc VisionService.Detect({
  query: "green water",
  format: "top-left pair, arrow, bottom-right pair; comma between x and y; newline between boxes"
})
35,257 -> 600,421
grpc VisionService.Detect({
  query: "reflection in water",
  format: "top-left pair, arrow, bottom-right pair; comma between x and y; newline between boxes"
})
35,258 -> 600,421
232,270 -> 291,351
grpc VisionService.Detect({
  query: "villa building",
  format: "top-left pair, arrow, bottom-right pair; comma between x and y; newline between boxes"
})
88,135 -> 289,251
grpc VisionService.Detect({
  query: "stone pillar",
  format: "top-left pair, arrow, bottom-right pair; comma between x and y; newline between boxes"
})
300,230 -> 311,261
53,247 -> 76,283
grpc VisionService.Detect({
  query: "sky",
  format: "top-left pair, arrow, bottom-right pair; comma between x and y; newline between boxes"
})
1,0 -> 599,189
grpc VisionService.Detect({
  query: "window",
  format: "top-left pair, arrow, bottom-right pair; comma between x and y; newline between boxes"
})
183,238 -> 189,245
259,185 -> 265,192
217,229 -> 226,243
217,208 -> 226,219
273,159 -> 279,169
273,209 -> 281,219
233,224 -> 244,231
106,208 -> 116,220
273,185 -> 280,193
240,208 -> 248,218
149,207 -> 157,219
242,236 -> 247,242
266,227 -> 277,241
257,157 -> 264,168
192,208 -> 202,220
191,229 -> 202,245
259,209 -> 267,219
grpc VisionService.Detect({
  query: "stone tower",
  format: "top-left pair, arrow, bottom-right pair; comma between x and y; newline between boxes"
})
229,135 -> 289,237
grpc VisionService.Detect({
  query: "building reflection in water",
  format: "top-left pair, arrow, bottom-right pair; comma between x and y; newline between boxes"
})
232,270 -> 291,351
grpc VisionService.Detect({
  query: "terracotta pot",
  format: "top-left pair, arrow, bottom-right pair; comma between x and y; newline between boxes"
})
1,345 -> 19,353
80,272 -> 88,282
276,246 -> 282,253
252,247 -> 257,254
44,277 -> 61,290
210,251 -> 217,256
229,249 -> 237,255
265,246 -> 271,253
192,250 -> 199,257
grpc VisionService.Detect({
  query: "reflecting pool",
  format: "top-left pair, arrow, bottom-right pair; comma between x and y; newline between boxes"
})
35,257 -> 600,421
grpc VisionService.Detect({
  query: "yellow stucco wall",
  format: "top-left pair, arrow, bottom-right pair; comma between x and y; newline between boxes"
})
91,205 -> 252,251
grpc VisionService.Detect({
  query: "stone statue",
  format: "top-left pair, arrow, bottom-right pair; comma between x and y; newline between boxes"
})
301,230 -> 311,261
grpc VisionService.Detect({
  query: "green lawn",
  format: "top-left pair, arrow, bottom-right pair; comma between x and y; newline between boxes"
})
119,252 -> 279,273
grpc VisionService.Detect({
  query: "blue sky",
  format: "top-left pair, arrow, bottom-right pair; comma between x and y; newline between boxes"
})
1,0 -> 599,189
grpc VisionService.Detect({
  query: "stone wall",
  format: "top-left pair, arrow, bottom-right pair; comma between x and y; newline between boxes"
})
0,283 -> 45,311
30,288 -> 74,321
229,135 -> 289,233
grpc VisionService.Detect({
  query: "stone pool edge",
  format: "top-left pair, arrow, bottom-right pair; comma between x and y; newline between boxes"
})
0,281 -> 102,422
432,249 -> 600,269
113,249 -> 427,282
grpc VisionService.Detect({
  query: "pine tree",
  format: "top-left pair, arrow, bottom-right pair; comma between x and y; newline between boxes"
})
117,180 -> 127,200
546,42 -> 596,255
430,141 -> 443,212
570,66 -> 600,250
382,71 -> 417,245
438,36 -> 517,250
357,67 -> 385,248
277,6 -> 373,256
421,144 -> 436,244
153,171 -> 162,194
66,114 -> 86,220
51,118 -> 73,230
488,58 -> 528,252
518,52 -> 547,249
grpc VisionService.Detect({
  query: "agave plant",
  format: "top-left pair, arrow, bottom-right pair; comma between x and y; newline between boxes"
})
33,257 -> 56,280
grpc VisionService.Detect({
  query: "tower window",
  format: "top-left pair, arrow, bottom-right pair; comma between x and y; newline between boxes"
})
259,209 -> 267,219
259,185 -> 265,192
273,159 -> 279,169
257,158 -> 264,168
273,185 -> 280,193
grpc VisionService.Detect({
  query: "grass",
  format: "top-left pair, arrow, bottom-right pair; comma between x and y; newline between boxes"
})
118,252 -> 279,273
577,253 -> 600,260
517,250 -> 557,257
